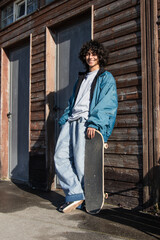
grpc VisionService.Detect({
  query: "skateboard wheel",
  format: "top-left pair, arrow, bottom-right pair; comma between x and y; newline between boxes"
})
105,193 -> 108,199
104,143 -> 108,149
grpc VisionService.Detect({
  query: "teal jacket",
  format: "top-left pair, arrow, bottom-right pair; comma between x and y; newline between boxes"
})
59,68 -> 118,142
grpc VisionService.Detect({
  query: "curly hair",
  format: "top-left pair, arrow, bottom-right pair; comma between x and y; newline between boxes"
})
79,40 -> 109,70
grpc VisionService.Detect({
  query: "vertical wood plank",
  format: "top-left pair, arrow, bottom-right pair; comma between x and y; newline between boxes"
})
151,0 -> 159,168
140,0 -> 149,204
29,34 -> 32,152
45,27 -> 56,189
151,0 -> 160,205
91,5 -> 94,40
146,0 -> 154,174
0,49 -> 9,178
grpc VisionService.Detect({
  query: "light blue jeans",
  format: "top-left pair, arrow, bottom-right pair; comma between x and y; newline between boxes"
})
54,117 -> 86,202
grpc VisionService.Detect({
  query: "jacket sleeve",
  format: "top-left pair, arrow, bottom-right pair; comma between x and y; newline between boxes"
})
58,97 -> 72,126
87,74 -> 118,135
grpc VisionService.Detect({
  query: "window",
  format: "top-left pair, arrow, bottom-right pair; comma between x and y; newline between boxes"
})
15,0 -> 38,20
1,3 -> 14,28
15,0 -> 26,19
1,0 -> 38,28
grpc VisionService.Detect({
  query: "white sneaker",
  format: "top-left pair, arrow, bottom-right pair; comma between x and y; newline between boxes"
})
58,200 -> 84,213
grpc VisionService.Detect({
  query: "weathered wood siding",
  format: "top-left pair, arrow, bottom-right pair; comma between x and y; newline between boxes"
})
0,0 -> 145,208
94,0 -> 142,209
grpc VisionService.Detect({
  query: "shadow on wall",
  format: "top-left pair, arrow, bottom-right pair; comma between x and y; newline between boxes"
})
29,91 -> 56,190
143,165 -> 160,212
29,85 -> 71,190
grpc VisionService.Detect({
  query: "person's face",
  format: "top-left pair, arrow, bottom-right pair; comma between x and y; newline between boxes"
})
85,50 -> 100,71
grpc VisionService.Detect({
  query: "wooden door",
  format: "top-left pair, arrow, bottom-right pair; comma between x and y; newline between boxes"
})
55,16 -> 91,137
8,44 -> 30,183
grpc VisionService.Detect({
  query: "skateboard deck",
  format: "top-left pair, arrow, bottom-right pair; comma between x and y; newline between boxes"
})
84,130 -> 104,214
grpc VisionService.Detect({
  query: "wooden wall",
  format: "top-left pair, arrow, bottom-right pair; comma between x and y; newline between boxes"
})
1,0 -> 159,209
94,0 -> 142,209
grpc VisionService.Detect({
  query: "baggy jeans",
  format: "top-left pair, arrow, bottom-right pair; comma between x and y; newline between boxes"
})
54,117 -> 86,202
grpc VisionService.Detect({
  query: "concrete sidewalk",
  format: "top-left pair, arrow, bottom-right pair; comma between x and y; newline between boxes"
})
0,181 -> 160,240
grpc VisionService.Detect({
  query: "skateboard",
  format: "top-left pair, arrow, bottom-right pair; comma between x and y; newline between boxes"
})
84,130 -> 108,214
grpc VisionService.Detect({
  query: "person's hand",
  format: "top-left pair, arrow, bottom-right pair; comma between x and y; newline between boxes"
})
87,127 -> 95,139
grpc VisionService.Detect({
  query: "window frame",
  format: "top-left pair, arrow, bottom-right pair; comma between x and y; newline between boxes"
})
14,0 -> 27,21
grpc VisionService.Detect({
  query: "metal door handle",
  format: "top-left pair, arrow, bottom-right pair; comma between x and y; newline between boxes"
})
7,112 -> 12,119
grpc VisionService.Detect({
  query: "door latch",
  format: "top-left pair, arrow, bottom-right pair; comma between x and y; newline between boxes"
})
7,112 -> 12,119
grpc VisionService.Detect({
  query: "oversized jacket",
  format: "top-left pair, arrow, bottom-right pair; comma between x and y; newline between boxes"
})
59,68 -> 118,142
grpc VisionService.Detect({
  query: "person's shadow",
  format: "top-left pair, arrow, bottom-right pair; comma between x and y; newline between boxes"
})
143,164 -> 160,211
28,84 -> 72,188
28,90 -> 59,190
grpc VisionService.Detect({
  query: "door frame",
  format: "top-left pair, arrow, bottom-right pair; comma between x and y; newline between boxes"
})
0,36 -> 32,180
45,7 -> 94,190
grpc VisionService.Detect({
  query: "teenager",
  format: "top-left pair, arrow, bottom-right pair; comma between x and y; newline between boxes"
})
54,40 -> 118,213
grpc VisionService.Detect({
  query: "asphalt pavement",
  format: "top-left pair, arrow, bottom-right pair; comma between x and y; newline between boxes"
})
0,181 -> 160,240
